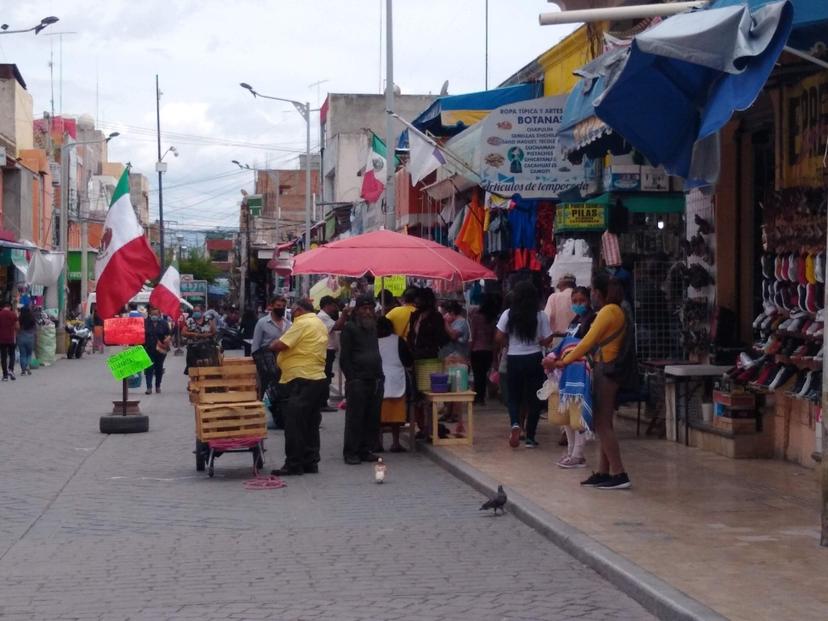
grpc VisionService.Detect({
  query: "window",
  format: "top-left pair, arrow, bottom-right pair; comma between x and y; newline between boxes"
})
210,250 -> 229,262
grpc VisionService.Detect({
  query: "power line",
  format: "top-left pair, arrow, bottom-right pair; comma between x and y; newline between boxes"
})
97,120 -> 313,152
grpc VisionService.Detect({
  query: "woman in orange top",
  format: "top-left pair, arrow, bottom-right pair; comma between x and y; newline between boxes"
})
553,273 -> 630,490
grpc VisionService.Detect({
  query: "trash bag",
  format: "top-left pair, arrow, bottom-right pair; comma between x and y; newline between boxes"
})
36,323 -> 56,365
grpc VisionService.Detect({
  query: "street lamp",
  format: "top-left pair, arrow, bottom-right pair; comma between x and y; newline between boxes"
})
155,144 -> 178,272
0,16 -> 59,35
240,81 -> 312,294
57,131 -> 119,348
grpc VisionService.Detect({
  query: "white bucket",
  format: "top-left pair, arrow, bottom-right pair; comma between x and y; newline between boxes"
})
701,402 -> 714,423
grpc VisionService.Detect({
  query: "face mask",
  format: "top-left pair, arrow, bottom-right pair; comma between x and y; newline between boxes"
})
192,312 -> 203,320
329,309 -> 340,321
150,315 -> 160,322
571,304 -> 588,316
272,308 -> 286,319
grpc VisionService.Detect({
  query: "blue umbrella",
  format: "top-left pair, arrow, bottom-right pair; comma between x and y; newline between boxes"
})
591,0 -> 796,184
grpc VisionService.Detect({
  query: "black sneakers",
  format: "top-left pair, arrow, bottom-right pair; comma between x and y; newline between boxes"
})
581,471 -> 632,489
597,472 -> 632,490
580,472 -> 611,487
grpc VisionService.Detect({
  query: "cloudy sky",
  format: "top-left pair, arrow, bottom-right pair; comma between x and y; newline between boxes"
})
4,1 -> 574,231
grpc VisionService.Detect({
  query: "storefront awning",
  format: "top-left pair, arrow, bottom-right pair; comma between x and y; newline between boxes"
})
586,192 -> 685,213
559,46 -> 630,161
586,0 -> 794,185
409,83 -> 544,138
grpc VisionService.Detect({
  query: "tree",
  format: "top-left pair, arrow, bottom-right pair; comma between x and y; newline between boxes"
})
178,250 -> 220,283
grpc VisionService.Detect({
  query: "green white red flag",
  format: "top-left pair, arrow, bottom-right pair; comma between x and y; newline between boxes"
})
94,169 -> 160,318
149,265 -> 184,320
360,133 -> 389,203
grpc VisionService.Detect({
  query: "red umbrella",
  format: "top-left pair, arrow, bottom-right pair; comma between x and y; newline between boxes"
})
291,229 -> 496,282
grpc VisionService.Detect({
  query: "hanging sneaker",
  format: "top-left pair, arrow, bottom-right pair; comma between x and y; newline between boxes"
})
787,372 -> 808,396
769,365 -> 796,390
796,371 -> 816,398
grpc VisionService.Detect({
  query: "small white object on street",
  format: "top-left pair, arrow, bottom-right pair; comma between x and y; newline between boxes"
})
374,458 -> 386,483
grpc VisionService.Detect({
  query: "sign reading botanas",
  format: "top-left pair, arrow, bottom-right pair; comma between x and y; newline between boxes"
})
479,95 -> 585,199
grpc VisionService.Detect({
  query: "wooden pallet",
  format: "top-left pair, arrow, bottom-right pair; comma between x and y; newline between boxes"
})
195,401 -> 267,441
189,363 -> 256,379
221,357 -> 256,367
188,364 -> 258,404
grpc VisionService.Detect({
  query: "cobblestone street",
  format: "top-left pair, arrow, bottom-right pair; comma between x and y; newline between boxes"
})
0,353 -> 655,620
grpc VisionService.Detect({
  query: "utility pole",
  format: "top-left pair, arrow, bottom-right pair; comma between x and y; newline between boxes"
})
304,101 -> 312,295
240,194 -> 249,312
80,219 -> 88,312
155,74 -> 166,273
485,0 -> 489,90
384,0 -> 396,231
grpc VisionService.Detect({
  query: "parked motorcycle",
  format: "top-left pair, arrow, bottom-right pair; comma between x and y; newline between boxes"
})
218,325 -> 251,356
66,325 -> 91,359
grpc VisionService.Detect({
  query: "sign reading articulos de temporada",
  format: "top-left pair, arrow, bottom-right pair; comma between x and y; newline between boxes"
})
479,95 -> 586,199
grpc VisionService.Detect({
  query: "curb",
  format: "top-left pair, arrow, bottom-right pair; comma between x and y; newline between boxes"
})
419,442 -> 728,621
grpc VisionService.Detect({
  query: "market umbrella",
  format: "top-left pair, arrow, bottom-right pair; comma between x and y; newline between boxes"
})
291,229 -> 496,282
566,0 -> 795,184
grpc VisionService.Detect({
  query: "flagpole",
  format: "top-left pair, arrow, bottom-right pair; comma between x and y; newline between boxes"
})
156,74 -> 165,275
384,0 -> 396,231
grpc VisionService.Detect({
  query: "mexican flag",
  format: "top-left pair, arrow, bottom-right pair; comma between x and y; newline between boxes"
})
360,133 -> 388,203
94,169 -> 160,318
149,265 -> 184,320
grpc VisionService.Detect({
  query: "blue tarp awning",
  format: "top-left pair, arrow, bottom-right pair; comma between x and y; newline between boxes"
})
408,82 -> 544,139
558,47 -> 632,161
559,0 -> 828,185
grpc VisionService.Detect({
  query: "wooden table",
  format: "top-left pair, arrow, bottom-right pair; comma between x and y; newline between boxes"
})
422,390 -> 475,446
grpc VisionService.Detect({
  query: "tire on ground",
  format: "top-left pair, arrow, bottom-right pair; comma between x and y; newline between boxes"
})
99,414 -> 149,434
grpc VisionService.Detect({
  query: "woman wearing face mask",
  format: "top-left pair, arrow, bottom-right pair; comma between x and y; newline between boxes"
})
567,287 -> 596,338
143,306 -> 171,394
182,304 -> 217,375
552,274 -> 631,490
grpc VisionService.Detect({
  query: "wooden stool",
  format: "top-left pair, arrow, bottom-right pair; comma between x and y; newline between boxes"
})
423,390 -> 475,446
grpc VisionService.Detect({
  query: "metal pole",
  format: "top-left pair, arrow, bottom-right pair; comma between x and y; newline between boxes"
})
156,74 -> 165,273
57,144 -> 69,352
80,219 -> 88,315
240,199 -> 248,312
822,218 -> 828,546
485,0 -> 489,90
384,0 -> 396,231
304,102 -> 312,296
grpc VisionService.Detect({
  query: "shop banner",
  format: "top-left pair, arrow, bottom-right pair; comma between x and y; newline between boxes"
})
378,275 -> 406,297
555,204 -> 606,232
180,278 -> 208,299
782,73 -> 828,188
479,95 -> 586,199
106,345 -> 152,381
104,317 -> 145,345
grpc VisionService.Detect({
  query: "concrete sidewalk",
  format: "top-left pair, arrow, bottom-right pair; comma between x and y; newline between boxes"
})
425,404 -> 825,621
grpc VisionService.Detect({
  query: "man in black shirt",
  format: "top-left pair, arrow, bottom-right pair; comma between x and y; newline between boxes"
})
340,295 -> 384,464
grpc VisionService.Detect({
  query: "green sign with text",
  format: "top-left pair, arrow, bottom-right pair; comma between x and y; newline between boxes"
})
107,346 -> 152,381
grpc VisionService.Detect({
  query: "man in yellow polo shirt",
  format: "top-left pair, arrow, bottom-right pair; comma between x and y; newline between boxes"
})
385,286 -> 418,337
269,299 -> 329,476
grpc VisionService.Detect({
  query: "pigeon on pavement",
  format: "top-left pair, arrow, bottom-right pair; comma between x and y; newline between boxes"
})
479,485 -> 507,515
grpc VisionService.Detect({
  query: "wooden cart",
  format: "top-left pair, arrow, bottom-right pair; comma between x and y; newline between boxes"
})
188,359 -> 268,477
